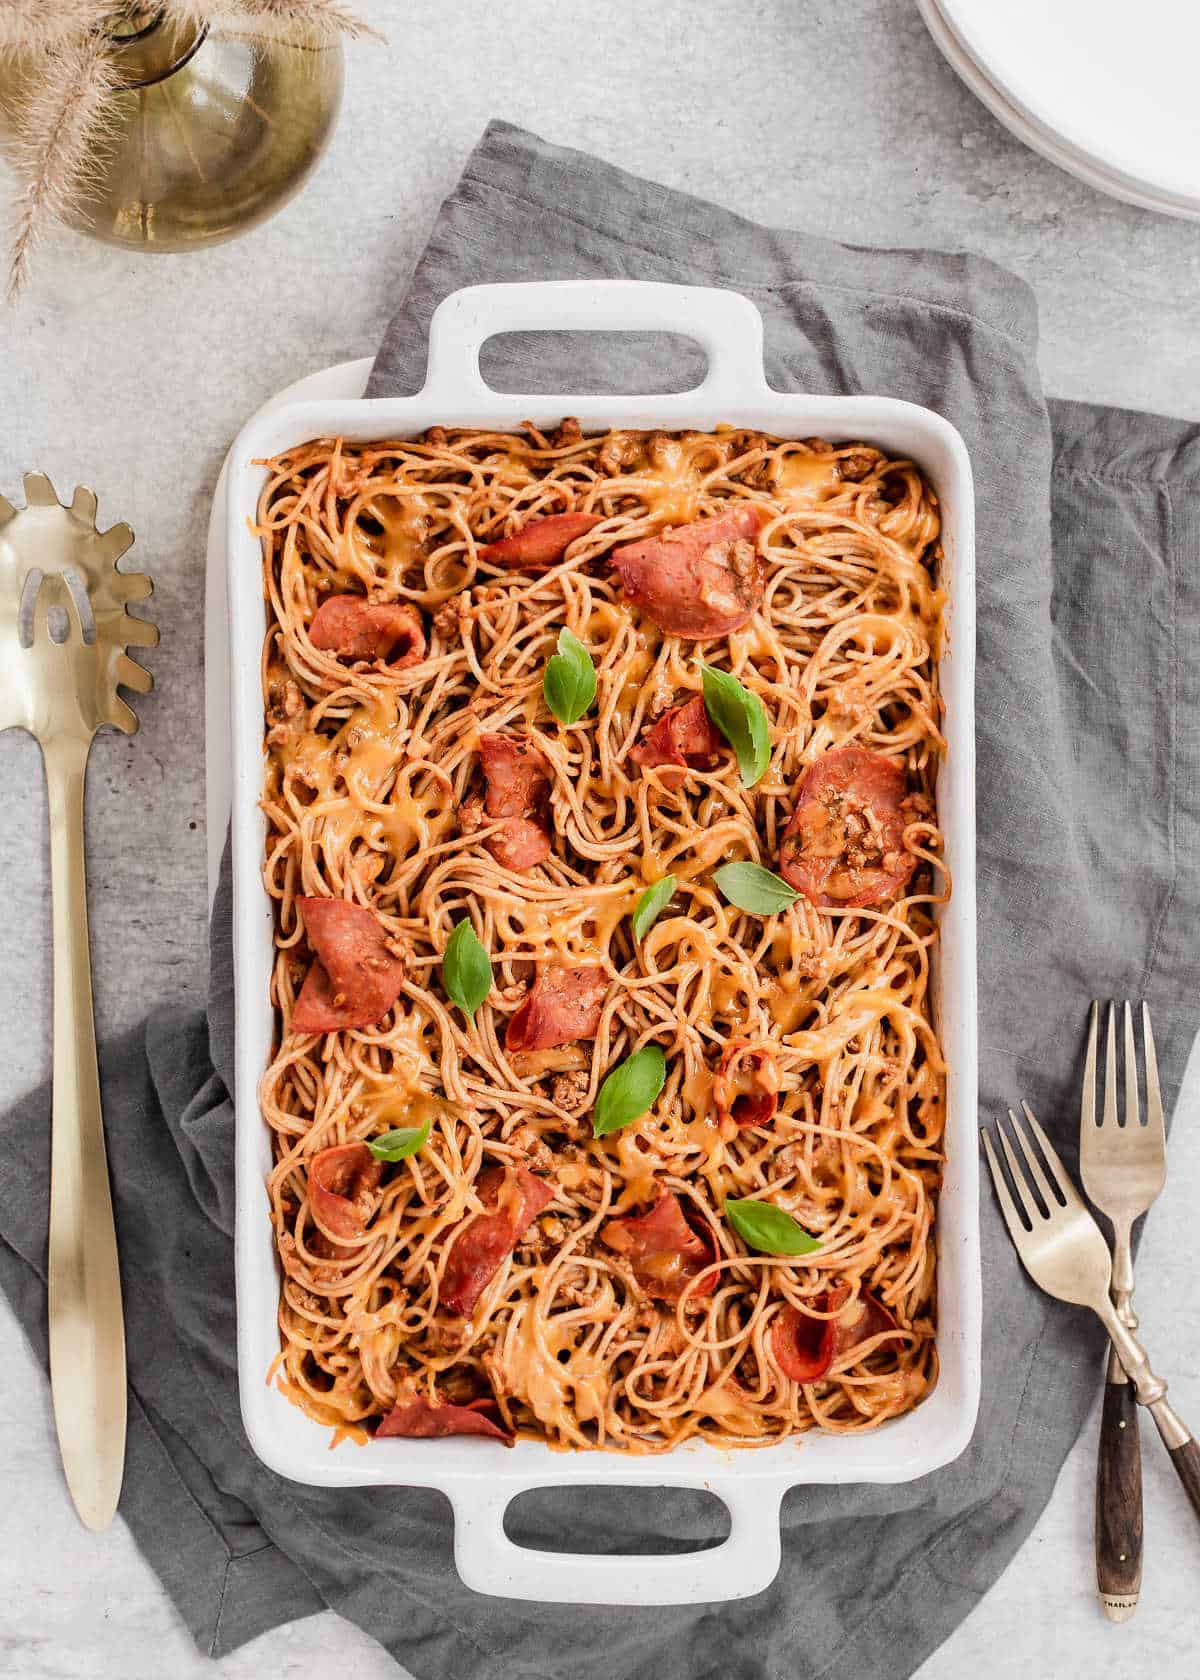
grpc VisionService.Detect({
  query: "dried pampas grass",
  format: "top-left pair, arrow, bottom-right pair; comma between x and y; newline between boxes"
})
0,3 -> 112,54
0,0 -> 373,297
0,0 -> 378,51
170,2 -> 380,44
5,32 -> 118,301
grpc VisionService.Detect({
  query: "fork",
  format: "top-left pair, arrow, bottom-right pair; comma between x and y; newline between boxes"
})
981,1105 -> 1200,1538
1079,1002 -> 1167,1621
0,474 -> 156,1530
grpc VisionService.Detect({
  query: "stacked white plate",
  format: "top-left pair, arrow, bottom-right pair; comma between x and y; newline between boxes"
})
917,0 -> 1200,221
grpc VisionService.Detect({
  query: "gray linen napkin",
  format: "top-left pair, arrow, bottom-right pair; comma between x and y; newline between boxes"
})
2,119 -> 1199,1679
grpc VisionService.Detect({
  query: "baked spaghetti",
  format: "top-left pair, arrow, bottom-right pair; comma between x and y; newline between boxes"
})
254,421 -> 947,1452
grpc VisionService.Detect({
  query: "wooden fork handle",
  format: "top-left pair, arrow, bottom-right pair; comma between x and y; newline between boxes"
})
1101,1312 -> 1200,1540
1142,1393 -> 1200,1528
1095,1362 -> 1142,1621
1165,1438 -> 1200,1521
43,733 -> 127,1529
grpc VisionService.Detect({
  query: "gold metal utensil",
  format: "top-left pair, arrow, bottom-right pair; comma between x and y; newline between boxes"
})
1080,1002 -> 1168,1622
983,1103 -> 1200,1529
0,473 -> 156,1530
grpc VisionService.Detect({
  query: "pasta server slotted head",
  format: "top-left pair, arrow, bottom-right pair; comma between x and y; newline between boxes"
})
0,472 -> 157,1530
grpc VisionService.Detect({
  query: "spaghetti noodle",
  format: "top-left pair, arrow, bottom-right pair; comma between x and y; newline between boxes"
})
255,421 -> 947,1453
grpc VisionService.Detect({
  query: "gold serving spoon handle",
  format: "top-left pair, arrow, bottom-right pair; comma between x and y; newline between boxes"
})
0,474 -> 157,1530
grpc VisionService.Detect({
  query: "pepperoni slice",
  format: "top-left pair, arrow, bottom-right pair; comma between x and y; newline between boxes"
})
609,505 -> 767,639
630,695 -> 722,777
475,733 -> 552,872
291,898 -> 407,1034
778,746 -> 916,908
377,1394 -> 514,1446
486,815 -> 551,871
309,596 -> 426,668
770,1284 -> 903,1383
601,1189 -> 718,1303
479,512 -> 602,571
440,1165 -> 556,1316
713,1042 -> 780,1132
309,1143 -> 383,1240
505,966 -> 607,1053
478,733 -> 550,818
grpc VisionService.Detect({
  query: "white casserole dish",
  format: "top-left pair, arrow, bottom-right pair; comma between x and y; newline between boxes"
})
227,280 -> 980,1606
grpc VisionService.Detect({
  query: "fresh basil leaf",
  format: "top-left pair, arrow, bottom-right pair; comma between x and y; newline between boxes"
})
442,918 -> 493,1018
631,875 -> 677,940
544,627 -> 597,726
367,1118 -> 431,1162
593,1044 -> 667,1137
700,662 -> 771,786
713,860 -> 799,915
724,1197 -> 820,1255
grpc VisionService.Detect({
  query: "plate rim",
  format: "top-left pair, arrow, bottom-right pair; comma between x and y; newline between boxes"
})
917,0 -> 1200,221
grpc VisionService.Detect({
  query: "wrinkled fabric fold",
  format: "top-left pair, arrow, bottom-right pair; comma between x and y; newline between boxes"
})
0,120 -> 1198,1680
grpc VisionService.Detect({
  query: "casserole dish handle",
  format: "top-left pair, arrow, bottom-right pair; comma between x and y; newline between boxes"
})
450,1480 -> 784,1605
421,279 -> 771,408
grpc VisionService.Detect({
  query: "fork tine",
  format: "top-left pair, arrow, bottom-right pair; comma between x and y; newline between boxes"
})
1124,1000 -> 1140,1128
22,471 -> 60,509
96,522 -> 134,564
104,693 -> 139,736
982,1128 -> 1031,1240
1082,1000 -> 1099,1135
111,570 -> 153,605
120,613 -> 159,650
1103,1002 -> 1119,1129
1143,1002 -> 1166,1150
69,486 -> 98,526
996,1119 -> 1039,1223
116,654 -> 154,696
1022,1102 -> 1086,1208
1007,1107 -> 1061,1210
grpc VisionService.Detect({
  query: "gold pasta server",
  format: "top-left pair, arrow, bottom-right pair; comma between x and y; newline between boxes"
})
0,473 -> 157,1530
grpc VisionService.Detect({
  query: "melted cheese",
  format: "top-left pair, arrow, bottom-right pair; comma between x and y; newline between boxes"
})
639,437 -> 703,525
693,1383 -> 771,1436
376,492 -> 434,590
501,1309 -> 611,1437
768,986 -> 816,1035
359,1084 -> 455,1133
260,422 -> 947,1455
774,451 -> 840,504
682,1062 -> 715,1116
710,973 -> 746,1024
280,691 -> 459,869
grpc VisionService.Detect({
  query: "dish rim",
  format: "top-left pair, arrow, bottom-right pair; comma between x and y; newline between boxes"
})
224,280 -> 981,1604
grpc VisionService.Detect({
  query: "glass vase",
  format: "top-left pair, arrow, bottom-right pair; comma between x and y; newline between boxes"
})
0,8 -> 344,254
